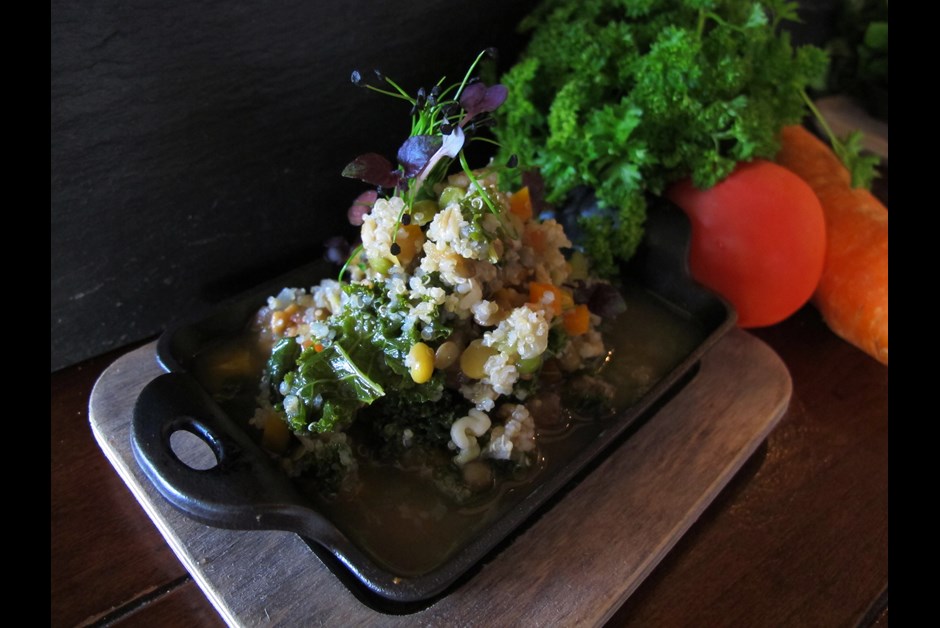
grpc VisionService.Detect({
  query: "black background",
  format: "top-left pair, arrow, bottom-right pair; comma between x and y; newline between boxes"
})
51,0 -> 839,371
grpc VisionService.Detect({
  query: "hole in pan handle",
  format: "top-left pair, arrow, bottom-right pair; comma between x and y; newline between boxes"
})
130,372 -> 327,535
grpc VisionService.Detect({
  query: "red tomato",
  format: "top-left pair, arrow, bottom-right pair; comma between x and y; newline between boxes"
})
666,160 -> 826,328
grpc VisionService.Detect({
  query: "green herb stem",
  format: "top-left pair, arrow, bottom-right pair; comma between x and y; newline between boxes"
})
339,243 -> 364,282
800,88 -> 879,189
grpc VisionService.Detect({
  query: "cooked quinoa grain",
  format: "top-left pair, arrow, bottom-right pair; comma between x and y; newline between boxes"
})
254,170 -> 616,495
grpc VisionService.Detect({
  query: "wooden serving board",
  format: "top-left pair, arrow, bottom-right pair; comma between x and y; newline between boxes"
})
90,330 -> 790,627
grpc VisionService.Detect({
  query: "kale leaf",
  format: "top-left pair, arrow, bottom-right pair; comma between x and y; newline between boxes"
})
269,282 -> 451,435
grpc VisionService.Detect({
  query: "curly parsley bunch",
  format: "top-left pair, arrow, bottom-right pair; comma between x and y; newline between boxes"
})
494,0 -> 829,276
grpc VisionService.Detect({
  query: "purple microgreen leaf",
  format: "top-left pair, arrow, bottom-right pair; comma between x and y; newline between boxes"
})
459,83 -> 508,126
341,153 -> 401,189
410,87 -> 427,116
347,189 -> 378,226
397,135 -> 443,179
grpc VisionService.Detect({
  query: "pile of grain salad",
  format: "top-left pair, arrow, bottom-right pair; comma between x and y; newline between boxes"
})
247,52 -> 623,501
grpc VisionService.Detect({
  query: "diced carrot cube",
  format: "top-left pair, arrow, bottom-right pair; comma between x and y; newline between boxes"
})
563,304 -> 591,336
394,224 -> 425,265
509,186 -> 533,221
523,227 -> 547,253
261,413 -> 291,453
529,282 -> 563,315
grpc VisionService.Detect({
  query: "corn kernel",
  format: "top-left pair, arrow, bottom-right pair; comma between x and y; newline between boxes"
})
408,342 -> 435,384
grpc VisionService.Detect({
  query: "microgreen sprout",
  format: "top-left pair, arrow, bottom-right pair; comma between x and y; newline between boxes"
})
340,49 -> 510,277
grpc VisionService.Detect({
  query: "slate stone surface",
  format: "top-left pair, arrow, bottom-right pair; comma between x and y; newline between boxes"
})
51,0 -> 537,371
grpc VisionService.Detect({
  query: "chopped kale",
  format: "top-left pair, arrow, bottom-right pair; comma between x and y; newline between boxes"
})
266,336 -> 302,394
287,434 -> 358,496
366,386 -> 472,459
268,277 -> 455,435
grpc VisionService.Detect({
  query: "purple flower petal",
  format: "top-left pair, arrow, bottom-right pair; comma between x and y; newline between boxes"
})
439,126 -> 465,158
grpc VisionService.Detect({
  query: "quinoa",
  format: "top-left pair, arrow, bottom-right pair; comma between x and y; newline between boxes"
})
255,169 -> 609,482
245,58 -> 617,499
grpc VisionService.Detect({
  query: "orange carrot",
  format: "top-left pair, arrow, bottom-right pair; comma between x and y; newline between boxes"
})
510,186 -> 533,221
261,412 -> 291,453
775,125 -> 888,365
529,282 -> 563,315
523,227 -> 547,253
562,304 -> 591,336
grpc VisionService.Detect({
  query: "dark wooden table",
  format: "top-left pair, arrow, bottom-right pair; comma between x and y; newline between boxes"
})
51,177 -> 888,626
50,309 -> 889,627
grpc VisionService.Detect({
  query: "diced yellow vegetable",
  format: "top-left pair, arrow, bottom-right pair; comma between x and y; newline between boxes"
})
509,186 -> 533,221
408,342 -> 435,383
261,413 -> 291,453
395,224 -> 425,266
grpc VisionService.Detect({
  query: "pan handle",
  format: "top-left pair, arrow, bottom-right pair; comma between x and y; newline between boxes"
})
130,372 -> 324,534
634,196 -> 738,330
130,372 -> 450,603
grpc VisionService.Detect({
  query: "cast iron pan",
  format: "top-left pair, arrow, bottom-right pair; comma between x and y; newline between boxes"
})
131,195 -> 736,609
